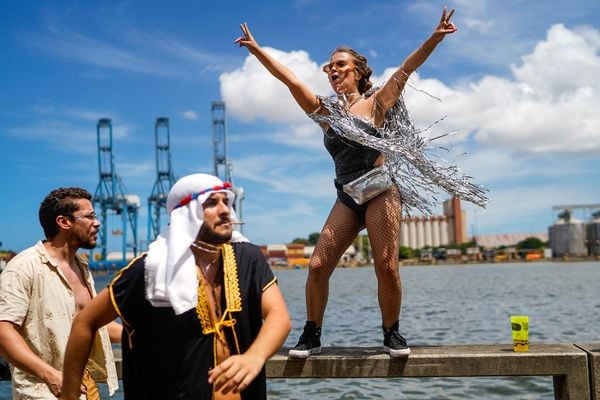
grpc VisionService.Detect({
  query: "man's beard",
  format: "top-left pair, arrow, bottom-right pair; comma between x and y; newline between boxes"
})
197,222 -> 232,245
79,238 -> 97,250
73,228 -> 98,250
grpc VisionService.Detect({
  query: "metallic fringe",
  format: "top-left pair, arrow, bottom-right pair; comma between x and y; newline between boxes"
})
309,92 -> 489,215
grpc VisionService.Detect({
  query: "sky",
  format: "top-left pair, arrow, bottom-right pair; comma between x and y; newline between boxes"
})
1,0 -> 599,254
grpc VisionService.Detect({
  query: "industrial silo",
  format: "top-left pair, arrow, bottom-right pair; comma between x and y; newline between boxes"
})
548,209 -> 587,257
586,210 -> 600,257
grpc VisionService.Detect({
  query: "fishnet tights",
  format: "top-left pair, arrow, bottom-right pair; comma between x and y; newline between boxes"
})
305,187 -> 402,329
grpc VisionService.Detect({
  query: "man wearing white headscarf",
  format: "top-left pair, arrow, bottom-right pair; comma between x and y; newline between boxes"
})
60,173 -> 291,400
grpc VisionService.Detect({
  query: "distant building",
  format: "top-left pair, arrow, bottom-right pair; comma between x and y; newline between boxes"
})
399,197 -> 466,249
304,246 -> 315,259
548,204 -> 600,258
262,242 -> 355,267
263,243 -> 314,267
474,233 -> 548,249
266,244 -> 287,266
444,197 -> 467,244
586,211 -> 600,257
549,209 -> 588,257
287,244 -> 309,267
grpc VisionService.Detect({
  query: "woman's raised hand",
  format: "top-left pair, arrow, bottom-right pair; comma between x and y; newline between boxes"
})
234,22 -> 258,51
433,7 -> 457,40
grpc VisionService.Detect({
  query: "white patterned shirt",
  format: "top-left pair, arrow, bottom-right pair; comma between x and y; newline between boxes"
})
0,241 -> 118,399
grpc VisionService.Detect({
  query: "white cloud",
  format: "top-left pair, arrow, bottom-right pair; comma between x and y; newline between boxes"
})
7,105 -> 136,156
462,17 -> 494,33
180,110 -> 199,120
512,24 -> 598,99
220,47 -> 330,124
467,24 -> 599,153
20,30 -> 180,77
16,24 -> 236,79
29,104 -> 114,123
8,122 -> 97,156
404,24 -> 600,155
223,24 -> 600,156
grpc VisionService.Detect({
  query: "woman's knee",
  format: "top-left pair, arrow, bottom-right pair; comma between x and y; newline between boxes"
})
372,248 -> 399,268
308,256 -> 336,279
374,259 -> 400,280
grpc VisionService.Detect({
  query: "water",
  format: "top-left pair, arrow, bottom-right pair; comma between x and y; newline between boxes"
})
1,261 -> 598,399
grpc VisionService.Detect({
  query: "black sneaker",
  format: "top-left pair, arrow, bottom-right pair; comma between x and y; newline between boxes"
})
288,321 -> 322,358
383,321 -> 411,357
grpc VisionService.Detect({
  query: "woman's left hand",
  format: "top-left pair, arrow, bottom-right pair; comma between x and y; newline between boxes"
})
433,7 -> 457,40
234,22 -> 259,52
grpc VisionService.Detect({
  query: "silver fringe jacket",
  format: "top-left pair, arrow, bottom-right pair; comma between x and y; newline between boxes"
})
309,92 -> 489,215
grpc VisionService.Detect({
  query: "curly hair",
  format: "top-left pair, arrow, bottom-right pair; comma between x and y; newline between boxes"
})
329,46 -> 373,95
39,187 -> 92,239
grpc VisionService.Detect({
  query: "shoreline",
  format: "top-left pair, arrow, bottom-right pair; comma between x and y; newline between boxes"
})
86,255 -> 600,274
271,256 -> 600,270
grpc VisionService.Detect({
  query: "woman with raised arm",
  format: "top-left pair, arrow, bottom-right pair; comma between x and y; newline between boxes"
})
236,8 -> 484,358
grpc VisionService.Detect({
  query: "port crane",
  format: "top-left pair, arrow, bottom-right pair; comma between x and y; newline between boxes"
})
147,117 -> 176,244
212,101 -> 244,230
92,118 -> 140,267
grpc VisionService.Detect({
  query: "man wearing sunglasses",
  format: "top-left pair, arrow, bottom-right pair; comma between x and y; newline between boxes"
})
0,187 -> 121,399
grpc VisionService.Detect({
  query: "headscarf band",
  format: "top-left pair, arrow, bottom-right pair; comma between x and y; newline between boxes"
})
173,182 -> 233,210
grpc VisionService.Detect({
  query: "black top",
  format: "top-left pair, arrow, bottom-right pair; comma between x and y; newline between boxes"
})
323,127 -> 381,183
109,242 -> 276,400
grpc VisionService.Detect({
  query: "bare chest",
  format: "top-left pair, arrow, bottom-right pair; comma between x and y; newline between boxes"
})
58,265 -> 92,312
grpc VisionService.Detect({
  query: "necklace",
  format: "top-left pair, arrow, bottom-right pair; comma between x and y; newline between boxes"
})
201,257 -> 219,274
191,240 -> 221,254
197,258 -> 222,317
343,93 -> 363,110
